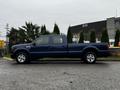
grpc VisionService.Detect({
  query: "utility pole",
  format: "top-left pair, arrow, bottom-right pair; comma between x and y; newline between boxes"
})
5,23 -> 10,54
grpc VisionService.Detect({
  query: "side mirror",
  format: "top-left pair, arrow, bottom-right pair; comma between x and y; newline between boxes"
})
32,42 -> 36,46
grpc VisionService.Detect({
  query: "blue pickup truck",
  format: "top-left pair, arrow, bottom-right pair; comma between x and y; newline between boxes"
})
11,35 -> 110,64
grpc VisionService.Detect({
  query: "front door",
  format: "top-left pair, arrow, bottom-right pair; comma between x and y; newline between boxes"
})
30,36 -> 50,58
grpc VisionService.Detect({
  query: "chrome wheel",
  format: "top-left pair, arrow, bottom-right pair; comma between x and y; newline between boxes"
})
84,52 -> 96,63
86,53 -> 95,63
17,53 -> 26,63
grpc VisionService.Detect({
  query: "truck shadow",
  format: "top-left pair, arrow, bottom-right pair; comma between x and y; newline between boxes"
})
12,59 -> 109,66
32,60 -> 107,64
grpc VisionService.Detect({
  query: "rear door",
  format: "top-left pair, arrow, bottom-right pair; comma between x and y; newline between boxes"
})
49,35 -> 68,57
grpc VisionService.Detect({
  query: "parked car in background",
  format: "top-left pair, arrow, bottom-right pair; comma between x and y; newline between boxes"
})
0,40 -> 5,57
11,35 -> 110,64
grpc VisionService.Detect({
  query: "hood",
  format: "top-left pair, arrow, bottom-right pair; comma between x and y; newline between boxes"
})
12,43 -> 32,49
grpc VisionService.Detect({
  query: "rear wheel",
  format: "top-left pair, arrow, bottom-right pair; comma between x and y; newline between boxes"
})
83,52 -> 96,64
16,52 -> 30,64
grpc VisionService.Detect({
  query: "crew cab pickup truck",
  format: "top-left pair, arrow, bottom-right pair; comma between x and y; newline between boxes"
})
11,35 -> 110,64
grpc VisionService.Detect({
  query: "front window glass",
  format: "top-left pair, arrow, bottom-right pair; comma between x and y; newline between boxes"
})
35,36 -> 49,45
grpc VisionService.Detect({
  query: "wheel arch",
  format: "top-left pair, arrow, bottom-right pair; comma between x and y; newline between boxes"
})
14,49 -> 30,57
82,47 -> 98,57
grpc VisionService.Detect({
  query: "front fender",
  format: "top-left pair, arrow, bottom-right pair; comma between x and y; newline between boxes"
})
13,48 -> 29,55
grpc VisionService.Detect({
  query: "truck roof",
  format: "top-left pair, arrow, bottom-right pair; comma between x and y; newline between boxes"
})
39,34 -> 66,37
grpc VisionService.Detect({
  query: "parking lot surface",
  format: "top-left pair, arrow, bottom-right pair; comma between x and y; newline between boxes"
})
0,59 -> 120,90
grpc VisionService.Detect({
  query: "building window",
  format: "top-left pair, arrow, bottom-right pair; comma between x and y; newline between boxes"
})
82,24 -> 88,28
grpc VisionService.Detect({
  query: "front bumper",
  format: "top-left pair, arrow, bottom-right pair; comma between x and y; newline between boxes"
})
10,53 -> 15,59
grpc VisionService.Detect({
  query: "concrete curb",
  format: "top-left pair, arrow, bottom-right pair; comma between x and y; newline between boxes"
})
98,57 -> 120,61
3,57 -> 13,61
98,60 -> 120,61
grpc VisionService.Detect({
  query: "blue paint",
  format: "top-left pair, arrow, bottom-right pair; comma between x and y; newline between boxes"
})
11,35 -> 110,59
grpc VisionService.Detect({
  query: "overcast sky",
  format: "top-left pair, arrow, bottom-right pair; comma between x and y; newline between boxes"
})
0,0 -> 120,38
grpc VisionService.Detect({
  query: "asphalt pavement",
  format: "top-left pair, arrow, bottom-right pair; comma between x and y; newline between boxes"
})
0,58 -> 120,90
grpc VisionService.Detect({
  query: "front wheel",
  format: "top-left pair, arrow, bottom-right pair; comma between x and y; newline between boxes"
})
16,52 -> 30,64
83,52 -> 96,64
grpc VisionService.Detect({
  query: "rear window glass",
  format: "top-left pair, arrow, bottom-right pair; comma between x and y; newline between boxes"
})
52,36 -> 63,44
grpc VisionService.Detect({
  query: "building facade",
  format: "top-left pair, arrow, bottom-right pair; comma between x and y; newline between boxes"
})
70,17 -> 120,44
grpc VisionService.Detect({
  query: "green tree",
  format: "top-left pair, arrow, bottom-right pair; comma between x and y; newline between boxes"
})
101,28 -> 109,43
53,23 -> 60,34
79,31 -> 84,43
45,30 -> 50,34
18,28 -> 26,43
67,27 -> 73,43
114,29 -> 120,46
7,27 -> 19,45
8,22 -> 52,48
21,22 -> 40,42
41,25 -> 46,35
41,25 -> 50,35
8,22 -> 47,50
34,24 -> 41,38
7,27 -> 19,50
90,31 -> 96,43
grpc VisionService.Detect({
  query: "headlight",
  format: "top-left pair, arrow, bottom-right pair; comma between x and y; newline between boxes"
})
11,46 -> 16,53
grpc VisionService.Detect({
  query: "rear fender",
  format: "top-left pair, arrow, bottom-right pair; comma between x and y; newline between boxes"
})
14,48 -> 30,57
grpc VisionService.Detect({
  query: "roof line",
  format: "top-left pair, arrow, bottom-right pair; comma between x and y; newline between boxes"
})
70,19 -> 106,27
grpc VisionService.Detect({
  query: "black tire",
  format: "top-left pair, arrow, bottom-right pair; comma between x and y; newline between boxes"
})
16,52 -> 30,64
83,52 -> 96,64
